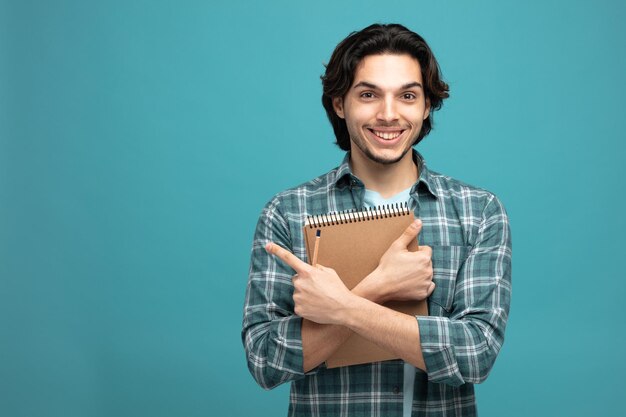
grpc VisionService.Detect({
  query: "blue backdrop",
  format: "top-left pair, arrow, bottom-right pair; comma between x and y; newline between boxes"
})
2,1 -> 625,416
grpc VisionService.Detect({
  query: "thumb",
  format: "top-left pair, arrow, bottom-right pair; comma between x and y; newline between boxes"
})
391,219 -> 422,250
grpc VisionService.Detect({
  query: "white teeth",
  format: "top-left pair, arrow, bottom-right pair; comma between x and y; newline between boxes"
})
373,130 -> 401,140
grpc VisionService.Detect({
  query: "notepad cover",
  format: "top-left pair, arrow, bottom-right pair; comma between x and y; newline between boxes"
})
303,206 -> 428,368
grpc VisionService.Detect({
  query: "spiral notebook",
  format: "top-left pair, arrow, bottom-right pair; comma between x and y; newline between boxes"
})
303,203 -> 428,368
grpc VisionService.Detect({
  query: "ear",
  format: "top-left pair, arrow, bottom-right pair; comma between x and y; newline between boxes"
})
332,97 -> 345,119
423,97 -> 431,120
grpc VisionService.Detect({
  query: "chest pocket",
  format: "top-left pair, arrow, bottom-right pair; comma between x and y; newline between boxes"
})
428,245 -> 471,317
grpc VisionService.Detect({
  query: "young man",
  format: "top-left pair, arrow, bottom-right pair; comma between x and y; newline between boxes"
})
242,23 -> 511,417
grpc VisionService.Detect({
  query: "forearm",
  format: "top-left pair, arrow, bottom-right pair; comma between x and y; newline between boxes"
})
301,274 -> 385,372
338,294 -> 427,371
301,320 -> 352,372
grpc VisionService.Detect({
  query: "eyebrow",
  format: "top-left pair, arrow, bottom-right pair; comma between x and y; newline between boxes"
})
352,81 -> 423,90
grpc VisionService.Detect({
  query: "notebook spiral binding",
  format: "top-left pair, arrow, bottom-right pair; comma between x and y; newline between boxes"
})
305,202 -> 411,228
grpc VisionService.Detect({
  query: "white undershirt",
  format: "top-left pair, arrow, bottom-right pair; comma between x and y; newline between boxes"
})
362,187 -> 415,417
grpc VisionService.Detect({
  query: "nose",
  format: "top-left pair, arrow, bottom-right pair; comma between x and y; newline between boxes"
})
376,95 -> 399,122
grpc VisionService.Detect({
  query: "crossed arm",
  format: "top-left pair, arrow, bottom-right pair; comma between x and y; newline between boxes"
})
243,196 -> 511,389
265,219 -> 434,372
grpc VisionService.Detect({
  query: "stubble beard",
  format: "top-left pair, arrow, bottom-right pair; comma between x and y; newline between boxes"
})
350,129 -> 418,166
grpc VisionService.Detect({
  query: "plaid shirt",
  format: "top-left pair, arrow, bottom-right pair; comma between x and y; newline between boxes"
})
242,150 -> 512,417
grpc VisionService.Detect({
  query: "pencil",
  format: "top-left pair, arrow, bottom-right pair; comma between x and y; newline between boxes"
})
312,229 -> 321,265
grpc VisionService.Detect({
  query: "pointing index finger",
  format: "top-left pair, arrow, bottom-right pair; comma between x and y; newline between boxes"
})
265,242 -> 311,274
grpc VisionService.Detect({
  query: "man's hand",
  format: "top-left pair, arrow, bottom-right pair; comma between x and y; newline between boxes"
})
265,242 -> 354,325
361,219 -> 434,303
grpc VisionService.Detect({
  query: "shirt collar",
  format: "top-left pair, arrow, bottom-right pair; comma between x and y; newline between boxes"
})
333,149 -> 440,199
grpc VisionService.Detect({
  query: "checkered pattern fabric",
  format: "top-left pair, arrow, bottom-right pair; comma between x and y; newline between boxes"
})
242,150 -> 512,417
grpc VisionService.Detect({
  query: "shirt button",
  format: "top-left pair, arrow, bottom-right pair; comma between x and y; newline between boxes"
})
392,386 -> 400,394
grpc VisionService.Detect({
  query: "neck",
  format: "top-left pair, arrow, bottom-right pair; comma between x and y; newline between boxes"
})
349,149 -> 419,199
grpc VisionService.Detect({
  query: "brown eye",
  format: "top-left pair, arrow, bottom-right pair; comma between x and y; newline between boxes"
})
403,93 -> 416,100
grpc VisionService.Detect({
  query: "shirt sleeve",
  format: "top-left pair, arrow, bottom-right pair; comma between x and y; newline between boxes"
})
241,197 -> 312,390
417,194 -> 512,387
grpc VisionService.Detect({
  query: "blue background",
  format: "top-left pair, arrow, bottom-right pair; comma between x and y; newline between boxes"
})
2,1 -> 625,416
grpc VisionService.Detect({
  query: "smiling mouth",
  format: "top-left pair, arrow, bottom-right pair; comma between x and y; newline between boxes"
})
367,128 -> 405,140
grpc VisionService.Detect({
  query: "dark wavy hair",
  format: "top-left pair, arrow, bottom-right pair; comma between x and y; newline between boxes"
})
321,23 -> 449,151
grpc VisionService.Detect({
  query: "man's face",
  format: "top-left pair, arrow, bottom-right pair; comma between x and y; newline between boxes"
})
333,53 -> 430,165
